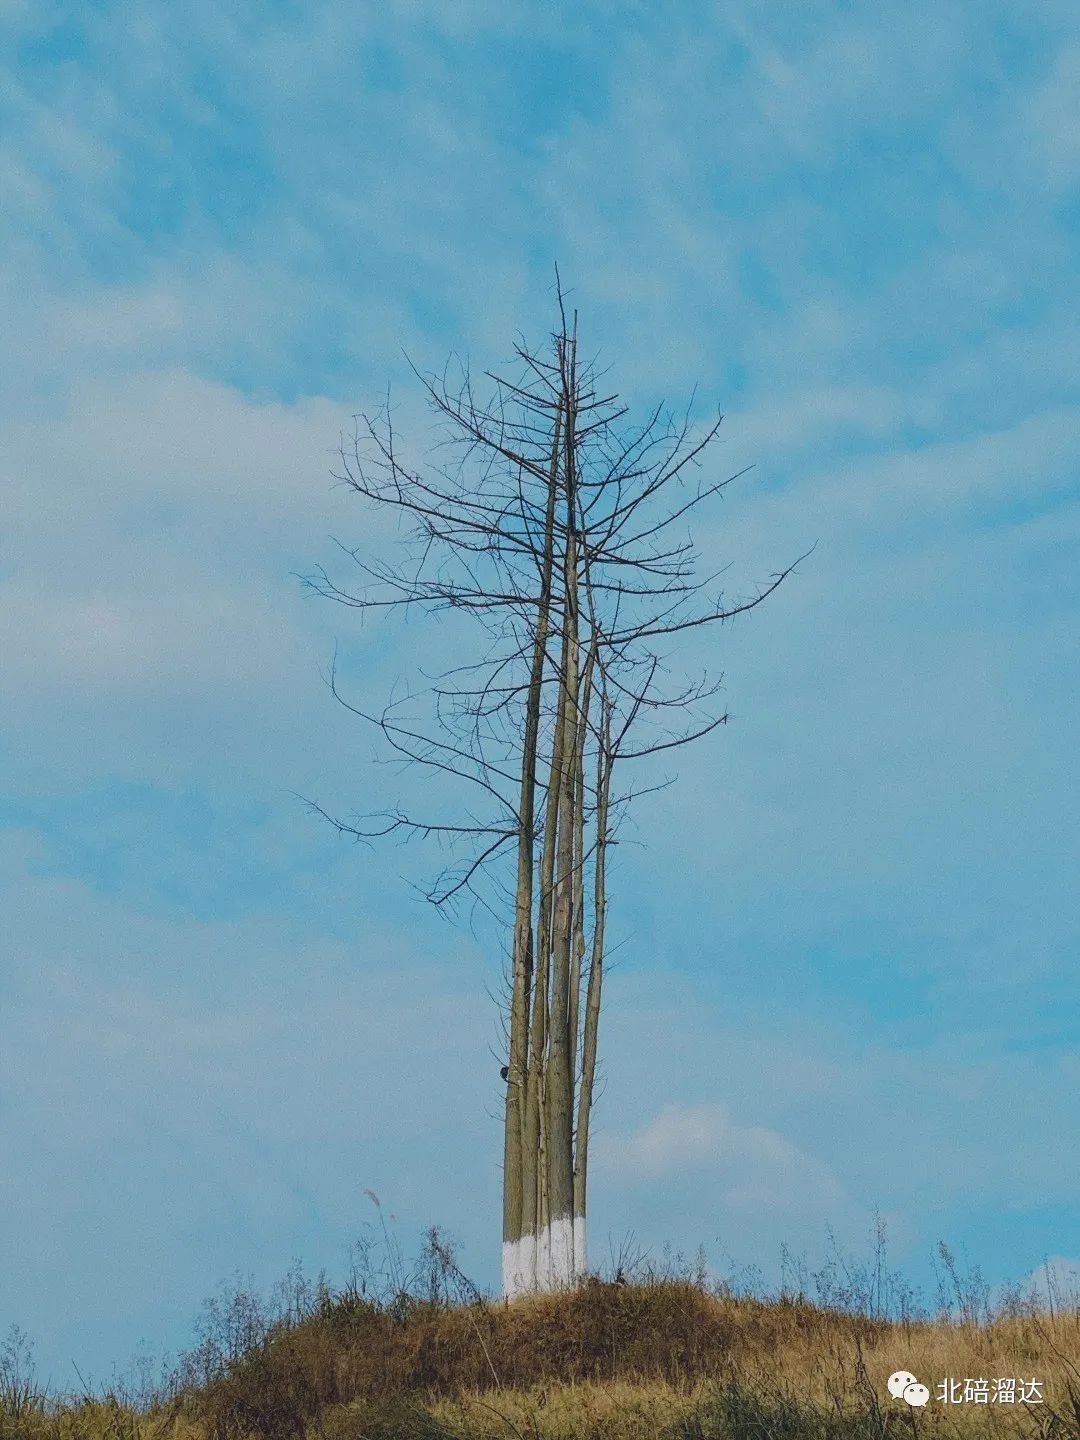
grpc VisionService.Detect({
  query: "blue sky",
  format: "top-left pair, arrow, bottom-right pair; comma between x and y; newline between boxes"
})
2,0 -> 1079,1385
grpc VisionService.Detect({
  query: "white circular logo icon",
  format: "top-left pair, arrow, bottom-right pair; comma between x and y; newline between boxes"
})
887,1371 -> 930,1407
887,1371 -> 918,1400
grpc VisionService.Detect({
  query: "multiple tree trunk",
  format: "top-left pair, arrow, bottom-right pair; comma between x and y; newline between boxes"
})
502,327 -> 611,1295
302,287 -> 802,1301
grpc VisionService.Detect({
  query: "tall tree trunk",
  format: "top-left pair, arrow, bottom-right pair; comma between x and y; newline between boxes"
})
545,529 -> 579,1287
574,699 -> 611,1273
523,341 -> 576,1292
529,684 -> 564,1288
544,334 -> 580,1288
568,641 -> 596,1102
502,407 -> 562,1299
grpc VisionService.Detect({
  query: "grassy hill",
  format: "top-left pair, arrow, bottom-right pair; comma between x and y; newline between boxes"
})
4,1239 -> 1078,1439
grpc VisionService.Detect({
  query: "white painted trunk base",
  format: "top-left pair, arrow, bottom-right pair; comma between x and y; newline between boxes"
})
536,1222 -> 551,1288
547,1213 -> 575,1287
503,1215 -> 587,1299
501,1235 -> 536,1300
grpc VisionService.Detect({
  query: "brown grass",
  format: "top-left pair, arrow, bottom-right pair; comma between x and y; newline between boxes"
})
190,1281 -> 1077,1438
4,1265 -> 1078,1439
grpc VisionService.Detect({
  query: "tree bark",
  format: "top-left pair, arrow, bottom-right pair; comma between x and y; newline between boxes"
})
544,334 -> 580,1288
568,640 -> 595,1097
574,698 -> 611,1274
502,405 -> 562,1299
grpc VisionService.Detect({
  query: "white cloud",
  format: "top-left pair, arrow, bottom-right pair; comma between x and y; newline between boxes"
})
0,367 -> 361,791
1024,1257 -> 1080,1305
592,968 -> 1077,1228
725,384 -> 905,457
1023,45 -> 1080,190
599,1102 -> 856,1228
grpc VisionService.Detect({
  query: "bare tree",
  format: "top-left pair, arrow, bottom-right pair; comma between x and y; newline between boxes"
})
300,282 -> 807,1298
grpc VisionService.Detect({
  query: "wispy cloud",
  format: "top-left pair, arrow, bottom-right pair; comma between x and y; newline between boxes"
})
604,1102 -> 853,1214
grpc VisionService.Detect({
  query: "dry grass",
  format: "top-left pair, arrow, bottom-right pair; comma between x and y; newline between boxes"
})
4,1238 -> 1078,1440
292,1286 -> 1076,1437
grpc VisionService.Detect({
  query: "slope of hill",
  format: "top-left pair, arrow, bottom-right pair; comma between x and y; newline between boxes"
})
3,1269 -> 1078,1439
